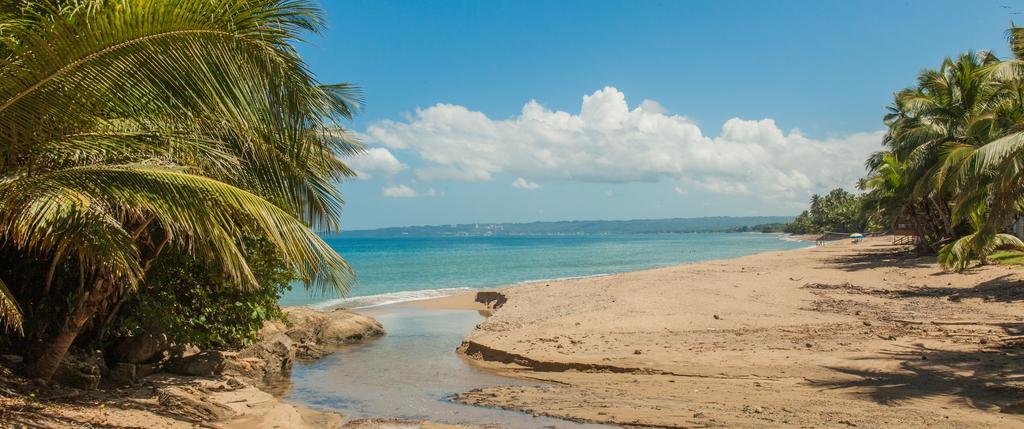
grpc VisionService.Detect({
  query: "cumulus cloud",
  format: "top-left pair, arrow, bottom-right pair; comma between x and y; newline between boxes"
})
365,87 -> 883,203
512,177 -> 542,189
381,184 -> 416,198
381,184 -> 438,198
345,147 -> 405,179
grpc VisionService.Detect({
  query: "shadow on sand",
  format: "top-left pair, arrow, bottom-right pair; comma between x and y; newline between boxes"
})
813,344 -> 1024,412
826,242 -> 932,272
824,243 -> 1024,303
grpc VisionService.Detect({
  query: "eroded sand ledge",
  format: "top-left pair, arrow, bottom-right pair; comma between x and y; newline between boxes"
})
450,237 -> 1024,428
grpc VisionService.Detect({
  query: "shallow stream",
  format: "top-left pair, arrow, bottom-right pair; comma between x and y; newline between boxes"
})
282,306 -> 609,428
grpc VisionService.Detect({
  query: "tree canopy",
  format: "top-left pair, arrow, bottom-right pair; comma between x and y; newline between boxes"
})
0,0 -> 360,380
799,27 -> 1024,270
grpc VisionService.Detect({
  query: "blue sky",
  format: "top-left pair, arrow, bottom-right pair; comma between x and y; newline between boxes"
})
298,0 -> 1020,230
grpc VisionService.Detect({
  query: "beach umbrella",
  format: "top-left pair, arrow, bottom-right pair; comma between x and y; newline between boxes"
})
849,233 -> 864,238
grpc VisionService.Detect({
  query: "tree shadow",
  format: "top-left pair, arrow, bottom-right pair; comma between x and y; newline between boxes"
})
882,275 -> 1024,303
827,244 -> 933,272
812,344 -> 1024,411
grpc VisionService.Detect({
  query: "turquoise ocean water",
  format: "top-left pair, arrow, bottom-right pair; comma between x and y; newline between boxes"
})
279,232 -> 809,308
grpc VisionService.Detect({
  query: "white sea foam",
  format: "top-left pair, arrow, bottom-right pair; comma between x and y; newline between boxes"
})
311,286 -> 476,310
514,273 -> 610,285
308,273 -> 614,310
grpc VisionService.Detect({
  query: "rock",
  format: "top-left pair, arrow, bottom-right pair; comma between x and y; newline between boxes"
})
157,386 -> 236,421
108,362 -> 160,386
165,351 -> 228,377
232,333 -> 295,383
108,363 -> 138,386
280,307 -> 324,343
278,307 -> 384,345
214,307 -> 384,386
319,311 -> 384,344
295,342 -> 330,360
53,352 -> 104,390
111,332 -> 170,364
258,319 -> 287,339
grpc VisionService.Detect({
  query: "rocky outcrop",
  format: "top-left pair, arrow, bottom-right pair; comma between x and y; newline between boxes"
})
222,307 -> 385,385
264,307 -> 385,347
156,384 -> 237,421
318,310 -> 386,344
48,307 -> 384,389
109,332 -> 170,364
165,350 -> 229,377
228,333 -> 295,383
107,361 -> 159,385
53,351 -> 105,390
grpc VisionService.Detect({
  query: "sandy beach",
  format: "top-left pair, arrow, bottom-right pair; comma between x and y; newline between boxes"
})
408,236 -> 1024,428
9,236 -> 1024,428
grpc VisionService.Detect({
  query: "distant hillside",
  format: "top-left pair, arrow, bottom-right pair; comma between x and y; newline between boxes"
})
339,216 -> 795,237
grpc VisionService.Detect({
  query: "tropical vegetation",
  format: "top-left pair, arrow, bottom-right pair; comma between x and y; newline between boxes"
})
792,27 -> 1024,271
0,0 -> 359,381
784,188 -> 875,235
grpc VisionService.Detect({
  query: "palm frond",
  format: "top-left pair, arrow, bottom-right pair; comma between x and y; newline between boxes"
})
0,276 -> 22,333
1,164 -> 353,294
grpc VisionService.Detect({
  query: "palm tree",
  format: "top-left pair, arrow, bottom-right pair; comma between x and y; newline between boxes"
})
860,153 -> 911,229
933,28 -> 1024,269
0,0 -> 360,381
865,48 -> 1021,258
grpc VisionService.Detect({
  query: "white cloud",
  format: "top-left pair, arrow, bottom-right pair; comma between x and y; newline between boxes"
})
365,87 -> 883,204
512,177 -> 542,189
381,184 -> 439,198
346,147 -> 405,179
414,166 -> 492,182
382,184 -> 417,198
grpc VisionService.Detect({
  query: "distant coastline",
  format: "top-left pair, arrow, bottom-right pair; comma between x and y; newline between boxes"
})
336,216 -> 794,237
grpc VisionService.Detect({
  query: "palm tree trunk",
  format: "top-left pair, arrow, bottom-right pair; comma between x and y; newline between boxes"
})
96,232 -> 169,341
929,194 -> 955,238
910,202 -> 938,253
28,279 -> 114,381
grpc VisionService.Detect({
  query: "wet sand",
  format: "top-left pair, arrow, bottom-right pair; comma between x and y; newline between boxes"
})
421,237 -> 1024,427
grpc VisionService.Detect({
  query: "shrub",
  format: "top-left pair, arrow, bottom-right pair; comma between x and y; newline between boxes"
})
113,237 -> 293,350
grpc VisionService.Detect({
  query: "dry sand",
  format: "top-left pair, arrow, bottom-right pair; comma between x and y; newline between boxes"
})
436,237 -> 1024,428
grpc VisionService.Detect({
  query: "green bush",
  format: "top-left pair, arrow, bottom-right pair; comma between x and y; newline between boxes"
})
114,237 -> 293,349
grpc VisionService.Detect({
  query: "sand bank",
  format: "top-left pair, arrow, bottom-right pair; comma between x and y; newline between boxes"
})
442,237 -> 1024,427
